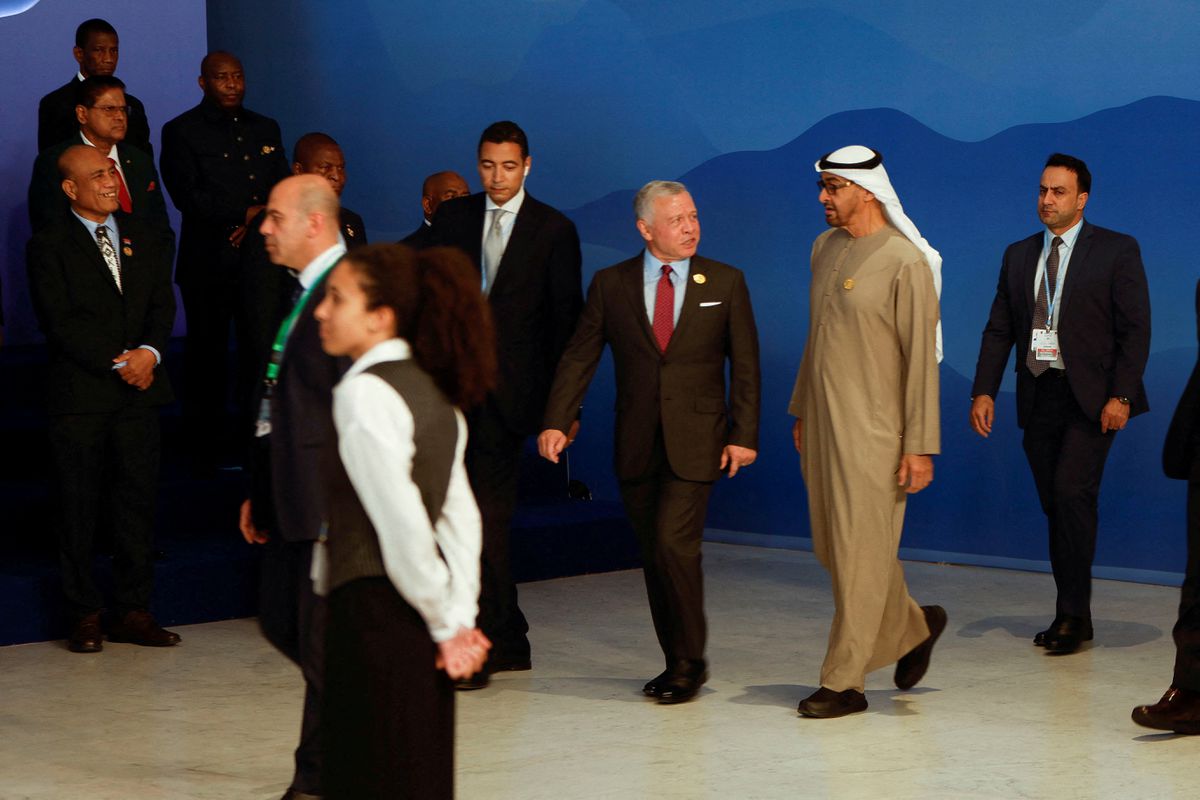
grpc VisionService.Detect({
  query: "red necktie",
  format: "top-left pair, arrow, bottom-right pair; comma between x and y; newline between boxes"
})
108,157 -> 132,213
652,264 -> 674,352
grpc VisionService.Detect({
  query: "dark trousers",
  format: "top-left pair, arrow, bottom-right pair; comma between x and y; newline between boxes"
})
324,577 -> 454,800
618,430 -> 713,668
1174,481 -> 1200,691
179,272 -> 254,466
465,407 -> 530,663
1022,371 -> 1116,619
259,537 -> 326,796
48,406 -> 159,619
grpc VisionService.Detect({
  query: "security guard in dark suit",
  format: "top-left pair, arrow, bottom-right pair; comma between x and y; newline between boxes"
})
37,18 -> 153,157
160,51 -> 290,472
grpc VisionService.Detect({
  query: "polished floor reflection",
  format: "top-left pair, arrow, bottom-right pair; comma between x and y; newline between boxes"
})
0,543 -> 1193,799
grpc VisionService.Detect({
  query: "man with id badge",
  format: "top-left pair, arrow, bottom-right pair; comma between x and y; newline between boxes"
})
970,153 -> 1151,655
237,174 -> 347,800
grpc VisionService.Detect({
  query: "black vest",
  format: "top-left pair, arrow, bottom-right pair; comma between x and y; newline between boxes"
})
324,359 -> 458,593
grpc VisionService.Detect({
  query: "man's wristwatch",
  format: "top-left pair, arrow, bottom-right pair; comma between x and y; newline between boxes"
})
1114,396 -> 1130,405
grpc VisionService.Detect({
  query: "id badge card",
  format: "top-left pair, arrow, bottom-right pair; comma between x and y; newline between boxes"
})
1031,328 -> 1060,361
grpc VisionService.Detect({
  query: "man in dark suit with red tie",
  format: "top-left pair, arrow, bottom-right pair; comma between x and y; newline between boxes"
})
970,153 -> 1151,654
29,76 -> 172,253
26,145 -> 178,653
539,180 -> 761,704
430,121 -> 583,686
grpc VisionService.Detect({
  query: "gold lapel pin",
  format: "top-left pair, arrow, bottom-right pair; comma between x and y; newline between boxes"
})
346,226 -> 356,238
693,274 -> 706,284
843,278 -> 855,290
122,246 -> 133,257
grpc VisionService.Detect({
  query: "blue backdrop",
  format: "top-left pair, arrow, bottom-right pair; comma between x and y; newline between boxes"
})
3,1 -> 1197,581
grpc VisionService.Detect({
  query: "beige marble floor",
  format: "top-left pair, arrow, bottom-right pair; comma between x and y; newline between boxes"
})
0,542 -> 1195,799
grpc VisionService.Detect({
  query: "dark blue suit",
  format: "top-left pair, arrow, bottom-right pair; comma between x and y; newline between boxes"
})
972,220 -> 1151,621
1161,280 -> 1200,691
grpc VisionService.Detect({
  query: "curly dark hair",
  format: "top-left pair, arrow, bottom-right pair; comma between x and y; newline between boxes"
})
343,243 -> 496,408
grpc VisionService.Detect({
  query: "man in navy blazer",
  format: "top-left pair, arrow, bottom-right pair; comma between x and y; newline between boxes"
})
539,181 -> 761,703
970,153 -> 1151,654
430,121 -> 583,685
26,145 -> 178,653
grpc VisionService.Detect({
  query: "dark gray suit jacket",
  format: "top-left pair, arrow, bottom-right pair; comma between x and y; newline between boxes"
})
543,253 -> 761,483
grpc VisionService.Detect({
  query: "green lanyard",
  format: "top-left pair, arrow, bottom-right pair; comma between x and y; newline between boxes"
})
263,259 -> 339,383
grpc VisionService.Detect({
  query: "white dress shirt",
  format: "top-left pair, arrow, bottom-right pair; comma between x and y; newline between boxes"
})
330,338 -> 482,642
481,186 -> 525,260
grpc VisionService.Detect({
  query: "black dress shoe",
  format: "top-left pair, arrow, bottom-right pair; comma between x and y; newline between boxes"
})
797,687 -> 868,718
1043,616 -> 1093,654
1035,616 -> 1093,647
68,612 -> 104,653
106,610 -> 181,647
1132,686 -> 1200,734
643,669 -> 672,698
657,662 -> 708,705
894,605 -> 947,690
489,656 -> 532,672
454,670 -> 490,690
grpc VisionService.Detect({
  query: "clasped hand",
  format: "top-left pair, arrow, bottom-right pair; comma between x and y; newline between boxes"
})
436,627 -> 491,679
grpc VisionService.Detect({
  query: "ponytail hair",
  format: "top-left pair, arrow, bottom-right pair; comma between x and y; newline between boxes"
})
343,243 -> 497,408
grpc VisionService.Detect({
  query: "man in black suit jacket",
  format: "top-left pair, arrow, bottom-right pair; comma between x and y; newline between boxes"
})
538,181 -> 760,703
26,145 -> 178,653
38,18 -> 152,156
29,76 -> 172,253
239,132 -> 366,433
1132,280 -> 1200,733
238,175 -> 347,800
160,51 -> 291,473
402,170 -> 469,249
970,153 -> 1151,654
431,121 -> 583,685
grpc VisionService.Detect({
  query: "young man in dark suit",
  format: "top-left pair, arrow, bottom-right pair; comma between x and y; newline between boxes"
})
26,145 -> 178,653
238,175 -> 347,800
539,180 -> 761,704
29,76 -> 172,253
38,18 -> 153,157
970,153 -> 1151,654
431,121 -> 583,686
1132,279 -> 1200,733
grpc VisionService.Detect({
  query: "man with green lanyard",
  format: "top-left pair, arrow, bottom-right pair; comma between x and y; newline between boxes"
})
237,173 -> 346,800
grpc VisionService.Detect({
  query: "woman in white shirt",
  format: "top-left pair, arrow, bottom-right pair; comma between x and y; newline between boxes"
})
314,243 -> 496,799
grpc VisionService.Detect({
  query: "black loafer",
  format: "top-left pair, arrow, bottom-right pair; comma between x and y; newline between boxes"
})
642,669 -> 672,698
894,605 -> 947,690
798,687 -> 868,718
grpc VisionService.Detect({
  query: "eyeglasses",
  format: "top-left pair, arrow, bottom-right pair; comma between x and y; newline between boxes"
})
816,179 -> 854,194
90,104 -> 130,116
